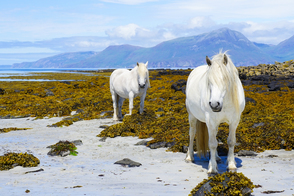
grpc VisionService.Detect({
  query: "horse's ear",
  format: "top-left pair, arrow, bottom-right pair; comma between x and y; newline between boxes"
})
137,62 -> 139,66
206,56 -> 212,66
223,54 -> 228,65
145,61 -> 148,67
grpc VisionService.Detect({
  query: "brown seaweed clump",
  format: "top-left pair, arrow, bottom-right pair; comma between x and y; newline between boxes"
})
47,141 -> 78,156
0,64 -> 293,153
189,172 -> 255,196
0,152 -> 40,170
0,127 -> 31,133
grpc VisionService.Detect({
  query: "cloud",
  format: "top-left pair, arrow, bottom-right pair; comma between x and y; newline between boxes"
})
105,24 -> 151,40
187,17 -> 216,29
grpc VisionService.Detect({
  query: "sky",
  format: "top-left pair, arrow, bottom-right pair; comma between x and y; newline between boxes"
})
0,0 -> 294,65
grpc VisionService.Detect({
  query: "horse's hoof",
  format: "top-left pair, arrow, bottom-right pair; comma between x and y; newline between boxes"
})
185,158 -> 194,163
227,168 -> 237,173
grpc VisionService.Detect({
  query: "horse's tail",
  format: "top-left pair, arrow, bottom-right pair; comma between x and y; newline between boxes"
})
196,119 -> 209,158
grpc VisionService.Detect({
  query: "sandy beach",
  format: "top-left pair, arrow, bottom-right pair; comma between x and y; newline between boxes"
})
0,117 -> 293,196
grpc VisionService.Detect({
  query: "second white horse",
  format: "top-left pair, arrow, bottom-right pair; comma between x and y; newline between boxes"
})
110,62 -> 150,121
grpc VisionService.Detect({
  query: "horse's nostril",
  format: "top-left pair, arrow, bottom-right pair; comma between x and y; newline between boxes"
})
139,84 -> 145,88
217,102 -> 220,106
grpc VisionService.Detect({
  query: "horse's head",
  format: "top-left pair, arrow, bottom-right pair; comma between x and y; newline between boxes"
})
137,61 -> 149,89
206,54 -> 230,112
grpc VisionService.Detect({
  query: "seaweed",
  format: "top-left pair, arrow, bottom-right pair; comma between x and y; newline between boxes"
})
189,172 -> 255,196
47,141 -> 78,156
0,152 -> 40,170
0,63 -> 293,153
0,127 -> 31,133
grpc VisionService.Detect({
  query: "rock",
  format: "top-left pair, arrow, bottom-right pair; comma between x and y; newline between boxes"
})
62,98 -> 72,102
171,79 -> 187,94
25,168 -> 44,174
149,142 -> 167,149
114,158 -> 142,167
165,142 -> 175,148
60,81 -> 71,85
245,97 -> 256,105
252,122 -> 265,128
71,140 -> 83,146
0,88 -> 4,95
45,89 -> 54,96
99,125 -> 109,129
135,140 -> 149,146
60,151 -> 70,157
237,150 -> 257,156
157,108 -> 164,112
266,154 -> 278,158
268,82 -> 281,91
76,109 -> 84,114
99,137 -> 107,142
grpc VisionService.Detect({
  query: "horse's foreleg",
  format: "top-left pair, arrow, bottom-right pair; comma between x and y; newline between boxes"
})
227,121 -> 238,172
185,115 -> 197,163
139,92 -> 146,114
207,123 -> 218,174
128,92 -> 134,115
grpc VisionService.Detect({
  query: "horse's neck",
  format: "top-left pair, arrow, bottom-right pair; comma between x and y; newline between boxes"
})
130,67 -> 138,78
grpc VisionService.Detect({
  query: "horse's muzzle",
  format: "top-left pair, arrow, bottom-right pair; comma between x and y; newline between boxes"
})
209,102 -> 222,112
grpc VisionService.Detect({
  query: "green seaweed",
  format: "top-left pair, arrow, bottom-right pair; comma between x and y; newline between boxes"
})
48,141 -> 78,156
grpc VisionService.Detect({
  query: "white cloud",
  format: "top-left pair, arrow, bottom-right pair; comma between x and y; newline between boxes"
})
106,24 -> 151,40
187,17 -> 216,29
240,21 -> 294,44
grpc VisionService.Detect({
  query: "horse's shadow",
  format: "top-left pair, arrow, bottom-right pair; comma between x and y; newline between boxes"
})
193,154 -> 243,174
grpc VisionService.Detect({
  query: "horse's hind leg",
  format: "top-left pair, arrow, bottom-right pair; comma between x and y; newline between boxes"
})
185,114 -> 197,163
118,97 -> 125,120
227,121 -> 238,172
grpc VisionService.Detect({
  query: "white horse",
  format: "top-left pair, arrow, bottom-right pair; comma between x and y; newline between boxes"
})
185,52 -> 245,174
110,61 -> 150,121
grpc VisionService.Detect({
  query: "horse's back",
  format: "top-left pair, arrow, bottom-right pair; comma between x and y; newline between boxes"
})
110,69 -> 129,86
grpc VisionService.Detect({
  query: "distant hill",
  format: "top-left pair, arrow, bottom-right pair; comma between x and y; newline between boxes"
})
268,36 -> 294,62
12,28 -> 294,69
12,51 -> 97,68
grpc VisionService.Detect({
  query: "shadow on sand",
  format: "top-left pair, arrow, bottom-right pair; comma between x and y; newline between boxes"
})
192,154 -> 243,174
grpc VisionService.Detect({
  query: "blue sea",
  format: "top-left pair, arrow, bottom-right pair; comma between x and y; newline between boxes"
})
0,68 -> 100,81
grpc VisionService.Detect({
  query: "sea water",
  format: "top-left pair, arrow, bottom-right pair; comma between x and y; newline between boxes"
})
0,68 -> 99,81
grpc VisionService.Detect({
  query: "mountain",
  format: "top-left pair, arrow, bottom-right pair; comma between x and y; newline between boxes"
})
12,51 -> 97,68
12,28 -> 294,68
66,45 -> 143,68
268,36 -> 294,62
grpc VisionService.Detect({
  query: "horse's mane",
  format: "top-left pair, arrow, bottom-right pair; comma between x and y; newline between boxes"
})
206,51 -> 240,114
135,63 -> 151,88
